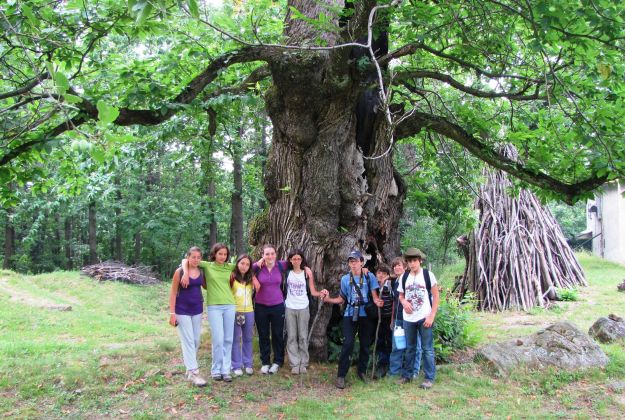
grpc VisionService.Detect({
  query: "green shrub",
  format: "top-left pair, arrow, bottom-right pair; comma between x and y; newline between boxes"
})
556,287 -> 579,301
433,290 -> 479,362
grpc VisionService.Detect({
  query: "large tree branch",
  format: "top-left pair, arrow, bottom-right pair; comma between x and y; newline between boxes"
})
0,46 -> 272,166
395,111 -> 608,202
0,72 -> 50,100
203,65 -> 270,100
396,70 -> 546,100
382,42 -> 548,83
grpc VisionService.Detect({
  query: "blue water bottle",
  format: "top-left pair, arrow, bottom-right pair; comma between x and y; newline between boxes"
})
393,325 -> 406,350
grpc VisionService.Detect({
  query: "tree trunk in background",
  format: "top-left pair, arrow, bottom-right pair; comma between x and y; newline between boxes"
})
208,180 -> 218,247
134,232 -> 141,264
3,208 -> 15,270
230,123 -> 244,255
88,200 -> 97,264
114,180 -> 123,262
64,216 -> 73,270
54,213 -> 62,267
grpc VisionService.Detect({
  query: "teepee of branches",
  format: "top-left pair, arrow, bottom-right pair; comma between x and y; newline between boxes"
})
457,146 -> 587,311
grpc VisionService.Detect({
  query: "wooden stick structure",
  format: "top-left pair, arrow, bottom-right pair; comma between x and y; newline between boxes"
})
457,145 -> 586,311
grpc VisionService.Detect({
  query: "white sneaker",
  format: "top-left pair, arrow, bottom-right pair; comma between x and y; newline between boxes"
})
233,369 -> 243,377
261,365 -> 270,374
245,367 -> 254,375
186,370 -> 207,387
269,363 -> 280,374
300,366 -> 307,374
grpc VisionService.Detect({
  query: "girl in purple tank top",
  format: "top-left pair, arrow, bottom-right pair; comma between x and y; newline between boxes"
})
169,246 -> 207,387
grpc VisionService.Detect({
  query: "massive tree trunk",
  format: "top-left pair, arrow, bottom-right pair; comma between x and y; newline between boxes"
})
254,3 -> 406,360
88,200 -> 97,264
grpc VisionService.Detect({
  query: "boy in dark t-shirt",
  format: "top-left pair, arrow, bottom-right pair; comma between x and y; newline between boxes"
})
374,264 -> 393,378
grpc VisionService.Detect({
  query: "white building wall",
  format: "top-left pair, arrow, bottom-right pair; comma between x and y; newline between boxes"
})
592,181 -> 625,265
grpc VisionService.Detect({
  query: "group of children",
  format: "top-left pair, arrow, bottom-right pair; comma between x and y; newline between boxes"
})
168,243 -> 439,390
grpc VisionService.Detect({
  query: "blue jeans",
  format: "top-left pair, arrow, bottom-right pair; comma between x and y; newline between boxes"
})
414,333 -> 422,377
402,318 -> 435,381
207,304 -> 236,376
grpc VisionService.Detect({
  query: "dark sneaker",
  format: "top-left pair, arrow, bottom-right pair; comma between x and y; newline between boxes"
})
212,374 -> 223,381
397,377 -> 411,385
222,374 -> 232,383
336,377 -> 346,389
357,372 -> 368,383
420,380 -> 433,389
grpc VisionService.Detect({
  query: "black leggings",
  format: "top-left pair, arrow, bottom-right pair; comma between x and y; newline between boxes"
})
254,302 -> 285,366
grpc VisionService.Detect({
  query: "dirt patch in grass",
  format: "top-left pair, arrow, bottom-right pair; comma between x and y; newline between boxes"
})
0,278 -> 72,311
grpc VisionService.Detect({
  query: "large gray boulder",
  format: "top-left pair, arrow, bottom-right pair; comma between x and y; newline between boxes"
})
476,321 -> 609,375
588,314 -> 625,343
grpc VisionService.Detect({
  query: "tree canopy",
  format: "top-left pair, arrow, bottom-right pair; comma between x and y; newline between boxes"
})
2,0 -> 623,205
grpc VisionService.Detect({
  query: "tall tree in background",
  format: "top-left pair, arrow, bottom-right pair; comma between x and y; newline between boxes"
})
1,0 -> 623,358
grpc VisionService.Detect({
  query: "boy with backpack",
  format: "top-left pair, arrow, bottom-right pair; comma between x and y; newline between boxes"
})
323,250 -> 383,389
396,248 -> 439,389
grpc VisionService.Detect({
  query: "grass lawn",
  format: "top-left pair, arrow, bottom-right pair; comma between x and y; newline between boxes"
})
1,253 -> 624,419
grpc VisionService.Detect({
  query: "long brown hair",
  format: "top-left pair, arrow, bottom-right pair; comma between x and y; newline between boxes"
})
209,243 -> 230,262
230,254 -> 253,288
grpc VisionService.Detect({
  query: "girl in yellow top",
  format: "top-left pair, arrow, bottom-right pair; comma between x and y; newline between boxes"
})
230,255 -> 255,376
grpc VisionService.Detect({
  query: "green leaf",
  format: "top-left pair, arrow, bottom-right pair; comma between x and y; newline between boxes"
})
188,0 -> 199,19
63,94 -> 82,104
135,2 -> 153,26
21,4 -> 38,27
91,148 -> 106,163
96,100 -> 120,124
53,72 -> 69,95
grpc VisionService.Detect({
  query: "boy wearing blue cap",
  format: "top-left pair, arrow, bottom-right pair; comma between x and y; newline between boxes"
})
323,250 -> 383,389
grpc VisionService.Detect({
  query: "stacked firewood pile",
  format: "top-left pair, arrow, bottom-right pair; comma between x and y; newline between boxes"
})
81,261 -> 160,285
458,145 -> 586,311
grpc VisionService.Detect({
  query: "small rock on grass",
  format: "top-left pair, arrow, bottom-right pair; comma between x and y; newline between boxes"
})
607,381 -> 625,393
588,314 -> 625,343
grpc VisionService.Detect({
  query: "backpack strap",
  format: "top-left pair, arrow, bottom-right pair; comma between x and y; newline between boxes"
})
277,261 -> 287,298
423,268 -> 433,306
401,271 -> 410,293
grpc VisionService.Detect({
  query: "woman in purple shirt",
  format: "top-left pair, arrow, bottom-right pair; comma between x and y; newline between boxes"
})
252,244 -> 288,375
169,246 -> 207,387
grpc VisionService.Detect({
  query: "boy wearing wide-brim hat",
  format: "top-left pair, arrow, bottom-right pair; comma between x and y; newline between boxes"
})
396,247 -> 439,389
